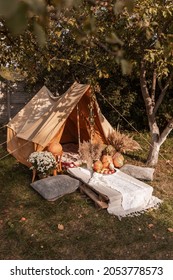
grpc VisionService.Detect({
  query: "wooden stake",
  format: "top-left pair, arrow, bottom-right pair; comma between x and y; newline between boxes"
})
77,104 -> 81,148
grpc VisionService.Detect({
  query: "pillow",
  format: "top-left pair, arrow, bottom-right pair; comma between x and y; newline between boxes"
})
30,174 -> 81,201
120,164 -> 155,181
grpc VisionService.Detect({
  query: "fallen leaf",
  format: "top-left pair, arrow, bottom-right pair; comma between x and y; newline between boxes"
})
167,228 -> 173,233
7,221 -> 14,228
58,224 -> 64,231
78,214 -> 82,218
152,234 -> 157,239
148,223 -> 154,229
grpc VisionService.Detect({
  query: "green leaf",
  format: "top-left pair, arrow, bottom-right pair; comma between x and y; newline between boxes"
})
34,22 -> 46,46
113,0 -> 125,15
155,40 -> 161,49
146,29 -> 152,40
125,0 -> 134,14
0,0 -> 18,17
83,16 -> 96,33
121,59 -> 132,75
106,32 -> 124,45
0,68 -> 24,82
55,31 -> 62,38
53,0 -> 79,9
6,3 -> 28,35
23,0 -> 45,13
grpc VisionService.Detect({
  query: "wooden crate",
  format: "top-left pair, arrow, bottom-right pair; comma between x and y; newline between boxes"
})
79,184 -> 109,209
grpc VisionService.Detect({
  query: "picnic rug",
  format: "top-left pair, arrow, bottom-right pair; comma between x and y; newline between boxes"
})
68,167 -> 162,219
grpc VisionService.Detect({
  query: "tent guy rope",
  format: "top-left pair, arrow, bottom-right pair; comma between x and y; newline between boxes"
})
0,124 -> 7,146
99,92 -> 173,168
0,140 -> 7,146
0,124 -> 7,130
0,141 -> 29,161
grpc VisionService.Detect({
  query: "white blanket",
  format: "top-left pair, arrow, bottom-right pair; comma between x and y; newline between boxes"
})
89,170 -> 153,211
68,167 -> 162,218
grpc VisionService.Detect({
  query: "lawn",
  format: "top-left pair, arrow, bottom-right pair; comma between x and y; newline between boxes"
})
0,128 -> 173,260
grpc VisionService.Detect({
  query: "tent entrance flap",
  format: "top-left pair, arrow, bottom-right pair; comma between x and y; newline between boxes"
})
60,105 -> 90,144
48,122 -> 65,145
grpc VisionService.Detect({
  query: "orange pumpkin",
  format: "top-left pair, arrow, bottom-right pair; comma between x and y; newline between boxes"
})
101,155 -> 113,169
113,152 -> 124,168
93,160 -> 103,172
48,142 -> 63,155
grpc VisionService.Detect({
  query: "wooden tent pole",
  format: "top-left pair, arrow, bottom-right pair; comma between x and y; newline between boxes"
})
77,104 -> 81,148
89,87 -> 95,144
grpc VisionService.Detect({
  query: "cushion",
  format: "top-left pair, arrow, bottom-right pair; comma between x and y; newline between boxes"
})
30,174 -> 81,201
120,164 -> 155,181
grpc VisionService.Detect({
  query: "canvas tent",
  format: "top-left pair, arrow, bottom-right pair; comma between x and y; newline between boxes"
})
7,82 -> 115,166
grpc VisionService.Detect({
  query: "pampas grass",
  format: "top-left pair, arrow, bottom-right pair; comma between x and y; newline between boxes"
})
78,141 -> 105,169
108,128 -> 141,154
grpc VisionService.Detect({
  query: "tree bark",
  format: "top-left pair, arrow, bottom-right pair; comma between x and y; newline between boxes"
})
140,61 -> 159,166
140,61 -> 173,166
146,140 -> 161,166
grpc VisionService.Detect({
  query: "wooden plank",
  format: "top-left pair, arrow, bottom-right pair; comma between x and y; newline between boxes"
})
81,182 -> 109,202
79,184 -> 108,209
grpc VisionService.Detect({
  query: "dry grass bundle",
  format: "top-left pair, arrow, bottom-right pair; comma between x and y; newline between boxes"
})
78,141 -> 105,169
108,128 -> 141,154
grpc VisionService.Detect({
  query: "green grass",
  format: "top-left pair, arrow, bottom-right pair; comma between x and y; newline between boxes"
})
0,129 -> 173,260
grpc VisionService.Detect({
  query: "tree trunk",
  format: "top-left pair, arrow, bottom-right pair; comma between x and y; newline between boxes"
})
140,62 -> 159,166
146,140 -> 161,167
146,119 -> 161,166
140,62 -> 173,167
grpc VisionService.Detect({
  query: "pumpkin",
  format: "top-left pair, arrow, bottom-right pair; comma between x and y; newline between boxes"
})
103,145 -> 116,156
93,160 -> 103,173
113,152 -> 124,168
101,155 -> 113,169
48,142 -> 63,155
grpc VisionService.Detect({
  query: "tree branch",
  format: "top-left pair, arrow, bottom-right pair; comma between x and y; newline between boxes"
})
140,60 -> 153,113
93,38 -> 116,55
154,71 -> 173,115
159,118 -> 173,146
158,79 -> 163,91
151,68 -> 157,104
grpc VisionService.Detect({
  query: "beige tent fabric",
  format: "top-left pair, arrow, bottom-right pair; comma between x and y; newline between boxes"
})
7,128 -> 35,166
15,82 -> 90,146
7,82 -> 115,166
95,101 -> 115,139
7,85 -> 58,133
